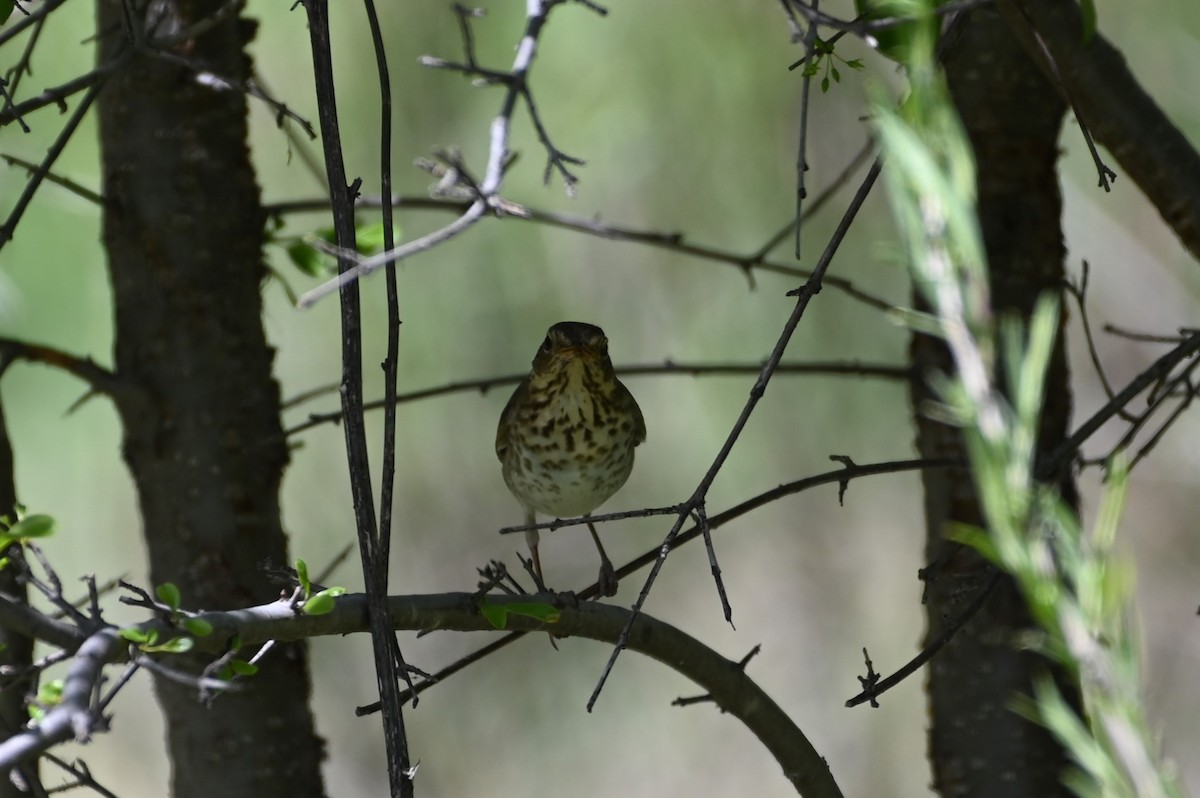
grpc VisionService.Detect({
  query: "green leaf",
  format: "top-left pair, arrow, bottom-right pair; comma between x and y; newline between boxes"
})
156,583 -> 182,611
1079,0 -> 1096,43
481,601 -> 560,630
182,617 -> 213,637
8,514 -> 55,540
29,680 -> 63,720
0,0 -> 14,26
286,240 -> 327,278
354,221 -> 389,255
296,559 -> 311,597
480,602 -> 509,629
152,636 -> 195,654
302,592 -> 336,616
119,627 -> 154,644
229,659 -> 258,676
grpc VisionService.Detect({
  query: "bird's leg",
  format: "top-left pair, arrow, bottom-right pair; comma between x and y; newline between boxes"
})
586,517 -> 617,597
525,510 -> 547,593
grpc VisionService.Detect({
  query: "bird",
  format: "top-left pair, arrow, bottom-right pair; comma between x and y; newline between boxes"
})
496,321 -> 645,596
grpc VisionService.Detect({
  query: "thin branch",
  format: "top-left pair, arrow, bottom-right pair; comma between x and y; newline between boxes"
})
283,359 -> 913,434
271,181 -> 897,311
1063,261 -> 1133,421
0,83 -> 102,251
0,154 -> 105,206
588,156 -> 885,712
0,338 -> 122,397
996,0 -> 1114,191
297,0 -> 583,308
792,0 -> 818,258
362,0 -> 416,790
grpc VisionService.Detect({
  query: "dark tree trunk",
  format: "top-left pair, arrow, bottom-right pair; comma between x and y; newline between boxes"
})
912,7 -> 1078,797
94,2 -> 326,796
0,397 -> 36,798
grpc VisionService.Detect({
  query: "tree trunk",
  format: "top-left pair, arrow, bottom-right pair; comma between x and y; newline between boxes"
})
913,7 -> 1078,796
94,2 -> 326,796
0,397 -> 36,798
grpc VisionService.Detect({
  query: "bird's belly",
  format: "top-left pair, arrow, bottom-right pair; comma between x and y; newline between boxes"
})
503,443 -> 636,518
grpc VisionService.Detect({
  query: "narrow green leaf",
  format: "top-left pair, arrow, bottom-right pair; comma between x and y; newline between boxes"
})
1079,0 -> 1097,43
296,559 -> 311,596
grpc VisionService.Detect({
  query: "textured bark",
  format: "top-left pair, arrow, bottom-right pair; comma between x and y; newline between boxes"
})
912,8 -> 1078,797
94,2 -> 326,796
0,397 -> 36,798
1000,0 -> 1200,263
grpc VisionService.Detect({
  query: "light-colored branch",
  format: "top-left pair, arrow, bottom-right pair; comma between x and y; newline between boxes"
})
0,592 -> 842,798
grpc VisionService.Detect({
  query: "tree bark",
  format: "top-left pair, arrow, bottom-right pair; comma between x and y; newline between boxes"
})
94,2 -> 326,796
913,7 -> 1078,797
0,396 -> 36,798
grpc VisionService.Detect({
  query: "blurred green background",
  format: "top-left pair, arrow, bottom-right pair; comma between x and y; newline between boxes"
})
1,0 -> 1199,795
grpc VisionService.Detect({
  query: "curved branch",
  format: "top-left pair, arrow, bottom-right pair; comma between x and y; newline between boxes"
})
0,593 -> 844,798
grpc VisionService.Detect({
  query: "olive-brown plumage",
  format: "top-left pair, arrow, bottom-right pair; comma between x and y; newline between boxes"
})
496,321 -> 645,595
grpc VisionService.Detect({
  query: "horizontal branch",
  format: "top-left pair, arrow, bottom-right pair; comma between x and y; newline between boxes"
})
284,359 -> 912,434
0,593 -> 843,798
267,194 -> 896,311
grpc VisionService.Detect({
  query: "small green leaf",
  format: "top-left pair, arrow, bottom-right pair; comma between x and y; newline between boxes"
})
1079,0 -> 1096,43
302,592 -> 336,616
156,583 -> 182,611
286,240 -> 327,277
182,617 -> 213,637
153,637 -> 194,654
8,514 -> 55,540
229,659 -> 258,676
296,559 -> 311,597
29,680 -> 63,720
481,602 -> 509,629
820,76 -> 830,93
119,627 -> 153,644
354,221 -> 388,255
0,0 -> 14,26
482,601 -> 560,630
